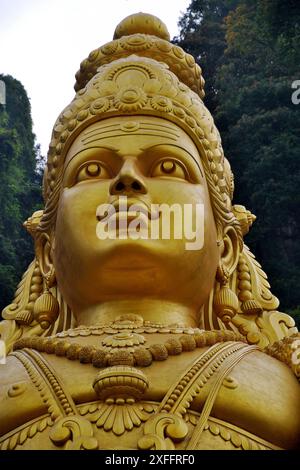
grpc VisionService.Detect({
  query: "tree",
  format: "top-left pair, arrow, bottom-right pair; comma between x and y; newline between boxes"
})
215,0 -> 300,315
174,0 -> 239,113
176,0 -> 300,323
0,75 -> 42,312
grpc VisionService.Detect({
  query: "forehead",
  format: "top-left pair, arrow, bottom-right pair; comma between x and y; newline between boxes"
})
65,116 -> 200,164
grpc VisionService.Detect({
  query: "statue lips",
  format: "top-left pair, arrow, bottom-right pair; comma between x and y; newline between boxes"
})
96,196 -> 162,271
114,198 -> 150,222
97,198 -> 160,225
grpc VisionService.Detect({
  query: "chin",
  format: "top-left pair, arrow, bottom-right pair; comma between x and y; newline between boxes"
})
94,237 -> 190,267
88,253 -> 163,298
95,238 -> 161,269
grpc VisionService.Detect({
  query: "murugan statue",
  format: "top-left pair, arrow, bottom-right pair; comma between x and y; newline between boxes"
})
0,13 -> 299,451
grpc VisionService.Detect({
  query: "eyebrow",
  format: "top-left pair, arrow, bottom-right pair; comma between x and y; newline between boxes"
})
64,142 -> 204,178
81,123 -> 179,144
64,145 -> 117,173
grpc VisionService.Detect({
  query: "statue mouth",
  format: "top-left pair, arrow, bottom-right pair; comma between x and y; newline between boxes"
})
114,198 -> 151,220
96,197 -> 160,223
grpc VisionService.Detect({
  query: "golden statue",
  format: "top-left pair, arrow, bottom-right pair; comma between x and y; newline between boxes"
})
0,13 -> 299,451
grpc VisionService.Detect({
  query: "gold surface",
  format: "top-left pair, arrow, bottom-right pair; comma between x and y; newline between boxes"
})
0,12 -> 299,450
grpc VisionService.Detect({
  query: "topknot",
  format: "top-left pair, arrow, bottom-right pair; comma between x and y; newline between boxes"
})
113,12 -> 170,41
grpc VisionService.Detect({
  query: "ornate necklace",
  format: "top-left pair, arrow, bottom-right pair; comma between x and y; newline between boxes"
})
13,323 -> 246,369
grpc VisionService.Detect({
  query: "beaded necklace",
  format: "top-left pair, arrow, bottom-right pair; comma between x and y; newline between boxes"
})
13,326 -> 246,369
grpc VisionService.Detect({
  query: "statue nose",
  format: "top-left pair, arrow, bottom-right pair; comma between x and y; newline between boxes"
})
109,159 -> 147,195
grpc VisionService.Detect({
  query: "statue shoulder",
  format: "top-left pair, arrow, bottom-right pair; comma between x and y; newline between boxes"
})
201,347 -> 300,449
0,354 -> 47,438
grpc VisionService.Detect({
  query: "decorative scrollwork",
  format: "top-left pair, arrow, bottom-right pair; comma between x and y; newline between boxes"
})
49,416 -> 98,450
138,413 -> 188,450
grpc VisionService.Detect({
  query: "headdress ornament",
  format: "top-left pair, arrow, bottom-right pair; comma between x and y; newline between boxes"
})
43,12 -> 231,213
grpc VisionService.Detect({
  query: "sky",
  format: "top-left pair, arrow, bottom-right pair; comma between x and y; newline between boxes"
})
0,0 -> 191,155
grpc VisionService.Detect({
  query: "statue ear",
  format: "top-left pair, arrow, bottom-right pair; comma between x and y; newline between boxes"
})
36,233 -> 56,286
219,226 -> 240,277
214,226 -> 241,324
34,232 -> 59,329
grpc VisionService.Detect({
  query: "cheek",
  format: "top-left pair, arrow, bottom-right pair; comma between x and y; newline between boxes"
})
150,179 -> 207,205
169,181 -> 219,267
54,183 -> 110,253
150,180 -> 215,231
150,179 -> 218,257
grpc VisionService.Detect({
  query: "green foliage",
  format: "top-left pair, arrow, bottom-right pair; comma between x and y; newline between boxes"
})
177,1 -> 300,320
287,307 -> 300,329
175,0 -> 237,112
0,75 -> 43,313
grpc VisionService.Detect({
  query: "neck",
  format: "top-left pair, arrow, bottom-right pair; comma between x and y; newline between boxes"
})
74,299 -> 198,328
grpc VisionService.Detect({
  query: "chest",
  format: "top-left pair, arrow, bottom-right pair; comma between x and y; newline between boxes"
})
1,342 -> 300,450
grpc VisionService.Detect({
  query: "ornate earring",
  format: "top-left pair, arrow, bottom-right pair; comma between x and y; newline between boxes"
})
237,255 -> 263,315
33,271 -> 59,329
214,265 -> 239,323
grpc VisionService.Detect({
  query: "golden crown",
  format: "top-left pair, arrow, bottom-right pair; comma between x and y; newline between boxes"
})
43,13 -> 231,212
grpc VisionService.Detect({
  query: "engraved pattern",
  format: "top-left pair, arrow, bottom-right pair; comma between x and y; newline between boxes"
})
79,400 -> 156,436
11,349 -> 99,449
184,413 -> 281,450
186,344 -> 258,449
0,415 -> 53,451
160,343 -> 243,414
74,34 -> 204,98
101,332 -> 146,351
21,349 -> 76,415
13,329 -> 247,370
93,366 -> 149,400
49,416 -> 98,450
138,342 -> 258,450
138,413 -> 189,450
12,350 -> 63,422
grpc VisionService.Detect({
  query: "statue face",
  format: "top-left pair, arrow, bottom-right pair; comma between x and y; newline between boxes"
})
53,116 -> 219,313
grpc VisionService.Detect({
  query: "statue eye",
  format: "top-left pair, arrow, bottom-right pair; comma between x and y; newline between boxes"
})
76,162 -> 110,183
151,159 -> 187,180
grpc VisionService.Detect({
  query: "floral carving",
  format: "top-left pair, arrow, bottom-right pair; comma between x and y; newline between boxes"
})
101,332 -> 146,350
120,34 -> 154,51
90,97 -> 110,115
150,96 -> 173,113
79,400 -> 155,436
114,87 -> 147,112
